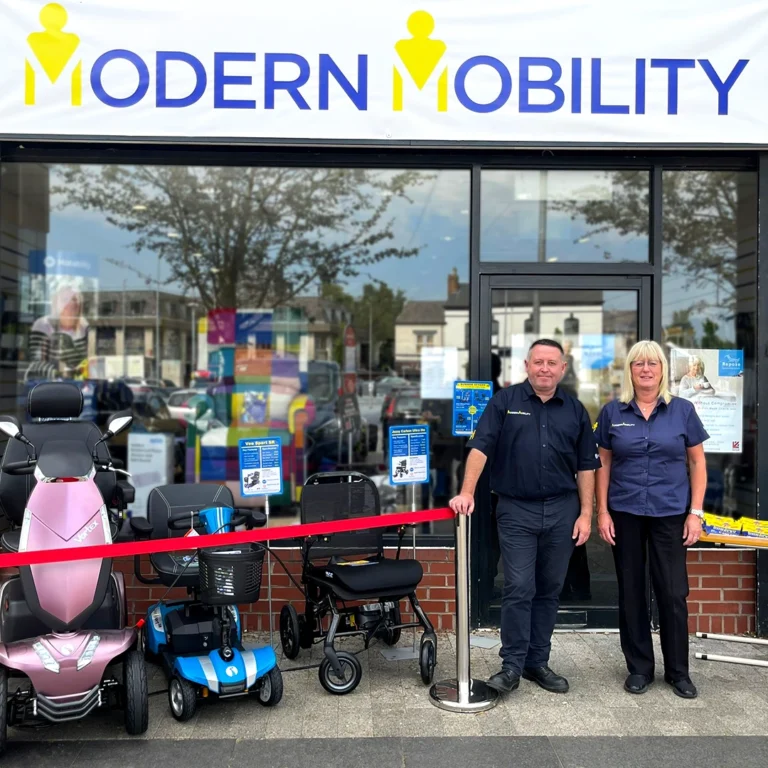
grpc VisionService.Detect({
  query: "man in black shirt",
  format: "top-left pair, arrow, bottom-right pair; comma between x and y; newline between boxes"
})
450,339 -> 599,695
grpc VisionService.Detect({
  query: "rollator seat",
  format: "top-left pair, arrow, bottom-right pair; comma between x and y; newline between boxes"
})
1,530 -> 20,552
308,557 -> 423,599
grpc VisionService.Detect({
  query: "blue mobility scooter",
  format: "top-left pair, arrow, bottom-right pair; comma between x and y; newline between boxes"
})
130,484 -> 282,721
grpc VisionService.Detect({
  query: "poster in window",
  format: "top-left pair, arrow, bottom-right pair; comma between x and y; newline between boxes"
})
669,348 -> 743,453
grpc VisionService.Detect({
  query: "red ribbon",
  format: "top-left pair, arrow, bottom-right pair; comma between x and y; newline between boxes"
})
0,508 -> 455,569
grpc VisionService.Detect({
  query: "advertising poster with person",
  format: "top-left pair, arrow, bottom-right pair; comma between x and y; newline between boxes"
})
669,348 -> 744,453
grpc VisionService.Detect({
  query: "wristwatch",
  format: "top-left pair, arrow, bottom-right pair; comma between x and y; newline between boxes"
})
689,508 -> 705,520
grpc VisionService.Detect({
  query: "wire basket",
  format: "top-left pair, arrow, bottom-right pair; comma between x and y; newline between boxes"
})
198,544 -> 265,605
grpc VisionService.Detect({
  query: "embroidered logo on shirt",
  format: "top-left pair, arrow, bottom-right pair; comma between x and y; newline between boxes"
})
611,422 -> 636,427
507,410 -> 531,416
592,421 -> 598,432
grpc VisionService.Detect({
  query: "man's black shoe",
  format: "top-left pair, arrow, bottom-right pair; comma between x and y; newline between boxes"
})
486,669 -> 520,694
665,675 -> 697,699
624,674 -> 653,694
522,666 -> 569,693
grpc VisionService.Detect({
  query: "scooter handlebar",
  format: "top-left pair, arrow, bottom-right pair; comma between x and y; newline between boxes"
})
2,459 -> 36,475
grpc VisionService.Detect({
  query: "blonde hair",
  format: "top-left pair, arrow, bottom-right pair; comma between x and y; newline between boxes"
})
621,340 -> 672,404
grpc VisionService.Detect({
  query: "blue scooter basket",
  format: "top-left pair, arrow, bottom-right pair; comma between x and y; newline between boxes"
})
198,544 -> 265,605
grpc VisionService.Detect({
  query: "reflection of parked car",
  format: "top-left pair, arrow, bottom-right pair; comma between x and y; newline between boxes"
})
167,389 -> 207,422
122,376 -> 176,398
375,376 -> 411,398
381,388 -> 422,454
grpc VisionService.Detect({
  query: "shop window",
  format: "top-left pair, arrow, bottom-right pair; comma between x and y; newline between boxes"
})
0,162 -> 470,541
661,171 -> 757,521
480,170 -> 650,263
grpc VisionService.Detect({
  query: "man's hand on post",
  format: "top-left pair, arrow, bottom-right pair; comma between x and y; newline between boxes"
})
450,492 -> 475,516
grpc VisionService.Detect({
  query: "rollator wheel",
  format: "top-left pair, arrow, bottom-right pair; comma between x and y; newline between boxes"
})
0,665 -> 7,757
123,650 -> 149,735
383,602 -> 402,646
169,675 -> 197,722
257,666 -> 284,707
280,604 -> 301,660
318,651 -> 362,695
419,637 -> 436,685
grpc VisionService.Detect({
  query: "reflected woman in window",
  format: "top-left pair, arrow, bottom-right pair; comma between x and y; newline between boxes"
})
595,340 -> 708,699
678,355 -> 715,399
26,284 -> 89,381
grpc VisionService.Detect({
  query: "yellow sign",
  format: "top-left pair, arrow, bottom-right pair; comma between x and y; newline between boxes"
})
393,11 -> 447,112
25,3 -> 82,106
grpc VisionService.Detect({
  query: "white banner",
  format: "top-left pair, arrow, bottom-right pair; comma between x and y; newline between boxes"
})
1,0 -> 768,144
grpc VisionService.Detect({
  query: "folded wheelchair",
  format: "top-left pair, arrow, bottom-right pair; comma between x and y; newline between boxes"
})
279,471 -> 437,695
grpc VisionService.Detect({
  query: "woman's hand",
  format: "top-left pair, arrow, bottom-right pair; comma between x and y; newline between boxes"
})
597,510 -> 615,546
683,514 -> 703,546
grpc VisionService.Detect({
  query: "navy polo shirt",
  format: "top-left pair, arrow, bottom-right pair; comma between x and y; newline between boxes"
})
467,380 -> 600,501
595,396 -> 709,517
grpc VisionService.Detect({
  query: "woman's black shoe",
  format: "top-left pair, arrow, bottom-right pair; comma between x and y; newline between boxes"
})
486,669 -> 520,693
665,675 -> 697,699
624,674 -> 653,694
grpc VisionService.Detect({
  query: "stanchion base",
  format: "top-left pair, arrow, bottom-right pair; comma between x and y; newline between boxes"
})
429,678 -> 499,713
380,647 -> 420,661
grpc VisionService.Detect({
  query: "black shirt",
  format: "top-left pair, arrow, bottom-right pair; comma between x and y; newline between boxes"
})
467,380 -> 600,501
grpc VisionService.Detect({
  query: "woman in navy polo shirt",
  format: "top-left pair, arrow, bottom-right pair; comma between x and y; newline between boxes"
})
595,340 -> 708,699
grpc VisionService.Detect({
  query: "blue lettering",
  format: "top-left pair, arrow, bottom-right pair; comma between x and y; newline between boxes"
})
519,57 -> 564,113
590,59 -> 629,114
91,50 -> 149,108
455,56 -> 511,114
318,54 -> 367,110
635,59 -> 646,114
156,52 -> 206,108
571,58 -> 582,114
265,54 -> 310,110
650,59 -> 695,114
213,52 -> 256,109
698,59 -> 749,115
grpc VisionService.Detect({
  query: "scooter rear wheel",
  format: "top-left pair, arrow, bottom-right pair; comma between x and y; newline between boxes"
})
169,676 -> 197,722
123,649 -> 149,735
0,665 -> 7,756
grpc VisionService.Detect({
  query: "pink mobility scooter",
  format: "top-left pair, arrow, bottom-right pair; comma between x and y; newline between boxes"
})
0,382 -> 148,753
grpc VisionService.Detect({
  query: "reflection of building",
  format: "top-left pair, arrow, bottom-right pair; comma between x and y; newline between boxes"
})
290,297 -> 352,362
80,289 -> 195,385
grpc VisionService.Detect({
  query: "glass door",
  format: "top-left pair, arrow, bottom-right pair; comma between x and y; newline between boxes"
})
474,274 -> 651,629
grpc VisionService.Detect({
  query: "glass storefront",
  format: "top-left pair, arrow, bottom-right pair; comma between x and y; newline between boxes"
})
0,162 -> 470,536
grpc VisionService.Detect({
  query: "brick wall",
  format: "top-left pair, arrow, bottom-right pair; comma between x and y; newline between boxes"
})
115,547 -> 757,636
686,549 -> 756,635
116,547 -> 457,632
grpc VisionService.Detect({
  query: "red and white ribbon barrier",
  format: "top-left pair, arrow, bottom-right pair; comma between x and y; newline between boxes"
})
0,508 -> 455,569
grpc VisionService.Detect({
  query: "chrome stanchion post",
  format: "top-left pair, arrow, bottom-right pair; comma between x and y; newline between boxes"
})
429,512 -> 498,712
265,496 -> 273,649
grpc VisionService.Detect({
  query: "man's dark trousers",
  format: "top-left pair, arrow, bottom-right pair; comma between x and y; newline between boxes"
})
496,492 -> 579,675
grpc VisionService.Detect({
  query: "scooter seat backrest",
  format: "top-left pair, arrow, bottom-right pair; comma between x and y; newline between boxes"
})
28,382 -> 83,419
146,483 -> 235,539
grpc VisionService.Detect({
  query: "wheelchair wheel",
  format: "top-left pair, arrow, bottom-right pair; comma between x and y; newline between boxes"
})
169,675 -> 197,722
383,602 -> 402,646
318,651 -> 362,695
419,636 -> 436,685
280,604 -> 301,660
257,666 -> 284,707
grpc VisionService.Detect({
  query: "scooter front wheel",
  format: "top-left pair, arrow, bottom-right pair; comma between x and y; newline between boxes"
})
256,666 -> 284,707
169,675 -> 197,722
123,649 -> 149,735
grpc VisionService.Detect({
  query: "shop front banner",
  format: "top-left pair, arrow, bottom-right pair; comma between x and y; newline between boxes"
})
1,0 -> 768,145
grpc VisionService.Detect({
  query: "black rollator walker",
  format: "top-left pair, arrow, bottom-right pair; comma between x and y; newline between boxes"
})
279,472 -> 437,694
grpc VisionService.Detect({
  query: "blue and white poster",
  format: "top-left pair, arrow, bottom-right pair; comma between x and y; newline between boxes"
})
238,436 -> 283,496
670,348 -> 744,454
389,425 -> 430,485
452,381 -> 493,437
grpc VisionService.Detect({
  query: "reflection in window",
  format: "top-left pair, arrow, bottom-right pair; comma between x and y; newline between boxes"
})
0,163 -> 470,538
661,171 -> 757,520
481,170 -> 650,263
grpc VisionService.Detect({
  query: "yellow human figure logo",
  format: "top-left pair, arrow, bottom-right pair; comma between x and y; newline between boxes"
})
25,3 -> 81,106
393,11 -> 448,112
